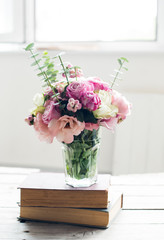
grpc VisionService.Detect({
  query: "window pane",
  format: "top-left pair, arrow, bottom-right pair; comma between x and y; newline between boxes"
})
35,0 -> 157,42
0,0 -> 13,34
0,0 -> 24,43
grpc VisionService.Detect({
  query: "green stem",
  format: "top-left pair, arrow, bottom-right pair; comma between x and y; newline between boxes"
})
58,55 -> 69,85
111,60 -> 125,89
75,67 -> 77,81
30,49 -> 60,103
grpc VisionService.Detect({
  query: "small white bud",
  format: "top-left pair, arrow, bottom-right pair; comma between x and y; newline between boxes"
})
33,93 -> 44,107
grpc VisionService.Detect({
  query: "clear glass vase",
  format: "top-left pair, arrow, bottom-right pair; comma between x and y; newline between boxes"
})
62,128 -> 101,187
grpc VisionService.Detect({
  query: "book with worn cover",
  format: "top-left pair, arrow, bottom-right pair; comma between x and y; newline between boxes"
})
19,193 -> 123,228
19,173 -> 111,208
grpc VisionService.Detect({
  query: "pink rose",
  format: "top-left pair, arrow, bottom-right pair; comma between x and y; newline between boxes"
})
85,123 -> 99,131
34,113 -> 55,143
112,90 -> 131,121
66,80 -> 94,100
42,101 -> 61,124
49,116 -> 85,144
99,117 -> 118,131
87,77 -> 110,91
80,92 -> 101,111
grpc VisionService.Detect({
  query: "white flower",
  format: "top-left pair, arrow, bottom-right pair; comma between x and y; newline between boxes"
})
33,93 -> 44,107
93,90 -> 118,119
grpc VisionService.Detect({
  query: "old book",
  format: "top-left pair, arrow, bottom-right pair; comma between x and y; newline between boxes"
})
19,193 -> 123,228
19,173 -> 111,208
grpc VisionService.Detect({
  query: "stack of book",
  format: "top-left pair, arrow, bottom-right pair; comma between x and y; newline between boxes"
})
18,172 -> 123,228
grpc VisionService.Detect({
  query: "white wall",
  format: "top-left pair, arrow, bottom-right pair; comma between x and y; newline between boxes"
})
0,50 -> 164,174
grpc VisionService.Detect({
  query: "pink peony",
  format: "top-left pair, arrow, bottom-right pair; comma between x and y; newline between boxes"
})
87,77 -> 110,91
85,122 -> 99,131
66,80 -> 94,100
112,90 -> 131,121
80,91 -> 101,111
42,101 -> 61,124
49,115 -> 85,144
67,98 -> 82,112
99,117 -> 118,131
34,113 -> 55,143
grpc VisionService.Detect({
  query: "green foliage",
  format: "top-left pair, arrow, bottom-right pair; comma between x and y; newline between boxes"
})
31,59 -> 41,66
30,53 -> 39,58
83,109 -> 97,123
24,43 -> 70,103
24,43 -> 61,100
58,55 -> 69,85
24,43 -> 34,51
76,110 -> 84,122
63,129 -> 100,180
111,57 -> 129,89
60,104 -> 97,124
120,57 -> 129,63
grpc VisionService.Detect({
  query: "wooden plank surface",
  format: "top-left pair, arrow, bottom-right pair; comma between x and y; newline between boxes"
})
111,172 -> 164,185
0,167 -> 39,174
1,167 -> 164,240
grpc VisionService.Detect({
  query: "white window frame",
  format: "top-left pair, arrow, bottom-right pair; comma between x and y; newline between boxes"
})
1,0 -> 164,53
0,0 -> 25,43
25,0 -> 164,53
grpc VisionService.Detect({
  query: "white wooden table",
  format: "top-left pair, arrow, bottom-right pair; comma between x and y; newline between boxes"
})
1,167 -> 164,240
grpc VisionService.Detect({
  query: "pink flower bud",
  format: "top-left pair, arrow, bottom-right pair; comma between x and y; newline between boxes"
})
67,98 -> 82,112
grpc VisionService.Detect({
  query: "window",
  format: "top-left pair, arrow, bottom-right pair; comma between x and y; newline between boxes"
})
35,0 -> 157,42
0,0 -> 163,52
0,0 -> 25,43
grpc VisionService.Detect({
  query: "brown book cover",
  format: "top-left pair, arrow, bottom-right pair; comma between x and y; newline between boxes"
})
19,193 -> 123,228
19,173 -> 111,208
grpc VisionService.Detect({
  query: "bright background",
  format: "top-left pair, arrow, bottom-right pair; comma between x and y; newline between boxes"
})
0,0 -> 164,175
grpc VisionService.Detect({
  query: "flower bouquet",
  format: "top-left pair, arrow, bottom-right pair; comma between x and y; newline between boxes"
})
25,43 -> 131,187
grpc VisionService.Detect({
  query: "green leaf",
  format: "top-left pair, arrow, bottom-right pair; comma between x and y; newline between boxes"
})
43,62 -> 49,67
76,110 -> 84,122
37,72 -> 45,77
74,66 -> 81,69
82,149 -> 91,158
50,79 -> 57,83
44,59 -> 50,64
24,43 -> 34,51
30,53 -> 39,58
120,57 -> 129,63
43,51 -> 48,55
47,63 -> 54,69
31,59 -> 41,66
118,59 -> 122,66
122,67 -> 128,71
53,52 -> 65,59
52,93 -> 60,98
83,110 -> 97,123
38,65 -> 46,70
46,70 -> 53,75
51,70 -> 58,76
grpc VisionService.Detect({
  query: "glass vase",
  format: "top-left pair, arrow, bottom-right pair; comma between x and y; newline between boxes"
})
62,128 -> 101,187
